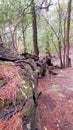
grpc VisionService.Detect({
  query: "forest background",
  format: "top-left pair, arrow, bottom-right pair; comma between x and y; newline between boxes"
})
0,0 -> 72,67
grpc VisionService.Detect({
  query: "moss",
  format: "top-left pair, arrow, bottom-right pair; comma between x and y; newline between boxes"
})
17,87 -> 25,101
24,82 -> 32,95
17,81 -> 32,101
0,99 -> 11,110
21,98 -> 34,118
19,69 -> 32,80
49,84 -> 59,92
4,99 -> 11,107
25,98 -> 34,116
0,101 -> 3,109
0,79 -> 5,88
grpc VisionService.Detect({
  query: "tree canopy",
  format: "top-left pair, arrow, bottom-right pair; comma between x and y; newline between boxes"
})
0,0 -> 72,66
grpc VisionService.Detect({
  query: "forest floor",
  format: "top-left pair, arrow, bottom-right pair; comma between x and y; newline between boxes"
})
0,47 -> 73,130
37,47 -> 73,130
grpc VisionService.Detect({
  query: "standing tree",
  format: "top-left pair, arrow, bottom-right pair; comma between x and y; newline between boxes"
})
31,1 -> 39,56
58,0 -> 63,67
65,0 -> 72,67
45,0 -> 51,56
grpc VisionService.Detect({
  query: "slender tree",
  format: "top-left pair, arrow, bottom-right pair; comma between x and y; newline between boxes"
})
58,0 -> 63,67
65,0 -> 72,67
45,0 -> 51,56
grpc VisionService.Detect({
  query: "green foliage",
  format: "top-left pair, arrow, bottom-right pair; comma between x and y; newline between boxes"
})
0,0 -> 73,54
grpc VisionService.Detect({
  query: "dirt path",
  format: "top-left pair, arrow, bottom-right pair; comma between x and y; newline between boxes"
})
37,48 -> 73,130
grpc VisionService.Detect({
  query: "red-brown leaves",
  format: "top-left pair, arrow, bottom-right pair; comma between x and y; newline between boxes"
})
0,113 -> 23,130
0,64 -> 23,130
0,65 -> 22,104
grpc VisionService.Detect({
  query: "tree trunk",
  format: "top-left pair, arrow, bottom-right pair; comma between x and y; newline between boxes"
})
65,0 -> 72,67
0,35 -> 3,45
45,0 -> 51,56
9,24 -> 17,52
22,22 -> 27,53
58,0 -> 63,68
63,18 -> 66,67
31,1 -> 39,56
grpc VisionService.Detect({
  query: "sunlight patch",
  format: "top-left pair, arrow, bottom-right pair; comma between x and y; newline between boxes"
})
49,84 -> 59,92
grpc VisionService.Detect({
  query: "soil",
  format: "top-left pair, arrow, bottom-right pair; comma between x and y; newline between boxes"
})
37,47 -> 73,130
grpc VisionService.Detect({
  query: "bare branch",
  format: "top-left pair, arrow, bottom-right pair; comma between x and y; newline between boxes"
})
43,16 -> 59,39
35,0 -> 53,10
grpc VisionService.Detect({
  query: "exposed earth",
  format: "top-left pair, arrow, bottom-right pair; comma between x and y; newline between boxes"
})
37,47 -> 73,130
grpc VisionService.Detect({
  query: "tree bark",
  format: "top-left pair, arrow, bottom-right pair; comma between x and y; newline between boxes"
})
31,1 -> 39,56
58,0 -> 63,68
22,22 -> 27,53
65,0 -> 72,67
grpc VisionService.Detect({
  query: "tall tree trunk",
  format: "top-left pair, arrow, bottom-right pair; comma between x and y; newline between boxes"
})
9,24 -> 17,52
45,0 -> 51,56
63,18 -> 66,67
65,0 -> 72,67
58,0 -> 63,68
31,1 -> 39,56
22,22 -> 27,53
0,35 -> 3,45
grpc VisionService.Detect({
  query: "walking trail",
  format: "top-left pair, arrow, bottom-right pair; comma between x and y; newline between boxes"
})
37,47 -> 73,130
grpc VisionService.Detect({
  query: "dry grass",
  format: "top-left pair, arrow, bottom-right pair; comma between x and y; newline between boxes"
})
0,64 -> 23,130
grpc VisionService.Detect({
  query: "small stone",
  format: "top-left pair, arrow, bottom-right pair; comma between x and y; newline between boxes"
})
26,123 -> 31,130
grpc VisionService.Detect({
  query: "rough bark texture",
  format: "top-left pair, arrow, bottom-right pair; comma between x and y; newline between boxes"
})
31,1 -> 39,56
58,0 -> 63,68
65,0 -> 72,67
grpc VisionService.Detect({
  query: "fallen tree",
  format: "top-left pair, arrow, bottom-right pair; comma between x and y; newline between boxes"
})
0,44 -> 53,77
0,43 -> 54,130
